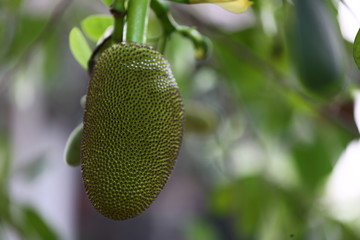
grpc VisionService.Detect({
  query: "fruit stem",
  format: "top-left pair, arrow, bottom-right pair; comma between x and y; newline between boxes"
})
126,0 -> 151,43
151,0 -> 211,59
111,0 -> 126,43
150,0 -> 176,35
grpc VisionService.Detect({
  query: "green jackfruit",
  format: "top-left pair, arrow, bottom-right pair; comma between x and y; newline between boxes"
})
289,0 -> 344,98
81,42 -> 184,220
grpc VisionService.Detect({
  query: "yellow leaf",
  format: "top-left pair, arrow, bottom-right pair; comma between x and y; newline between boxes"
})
217,0 -> 253,13
190,0 -> 235,2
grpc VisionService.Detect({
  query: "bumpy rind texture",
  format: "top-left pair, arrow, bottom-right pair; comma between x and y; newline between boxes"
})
81,42 -> 184,220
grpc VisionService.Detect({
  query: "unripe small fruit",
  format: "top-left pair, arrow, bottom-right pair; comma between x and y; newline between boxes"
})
64,123 -> 83,167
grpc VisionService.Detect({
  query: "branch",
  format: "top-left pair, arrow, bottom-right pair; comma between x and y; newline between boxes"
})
111,0 -> 126,43
126,0 -> 151,43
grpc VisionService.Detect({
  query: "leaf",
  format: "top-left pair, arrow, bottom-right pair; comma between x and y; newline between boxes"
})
0,21 -> 5,53
22,206 -> 59,240
354,90 -> 360,133
216,0 -> 253,13
2,0 -> 22,11
292,139 -> 333,191
102,0 -> 112,6
185,219 -> 221,240
81,15 -> 113,42
69,27 -> 92,69
0,191 -> 10,223
353,29 -> 360,69
291,121 -> 350,191
210,183 -> 232,215
0,134 -> 11,188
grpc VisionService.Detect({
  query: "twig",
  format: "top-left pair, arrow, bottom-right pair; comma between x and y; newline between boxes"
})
111,0 -> 126,43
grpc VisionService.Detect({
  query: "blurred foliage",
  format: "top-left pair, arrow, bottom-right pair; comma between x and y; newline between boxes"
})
1,0 -> 360,239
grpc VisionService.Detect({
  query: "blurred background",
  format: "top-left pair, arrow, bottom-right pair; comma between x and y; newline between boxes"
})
1,0 -> 360,239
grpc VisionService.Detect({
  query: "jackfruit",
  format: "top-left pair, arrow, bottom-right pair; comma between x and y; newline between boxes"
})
288,0 -> 344,97
81,42 -> 184,220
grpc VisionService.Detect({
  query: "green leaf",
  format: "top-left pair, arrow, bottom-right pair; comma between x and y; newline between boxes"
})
0,191 -> 10,223
0,134 -> 11,188
292,139 -> 333,190
0,22 -> 5,54
2,0 -> 22,10
353,29 -> 360,69
210,183 -> 232,215
69,27 -> 92,69
22,206 -> 59,240
291,121 -> 350,191
185,219 -> 220,240
81,15 -> 113,42
102,0 -> 112,6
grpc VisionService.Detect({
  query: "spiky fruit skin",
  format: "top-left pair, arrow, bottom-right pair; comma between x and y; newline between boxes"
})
81,42 -> 184,220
